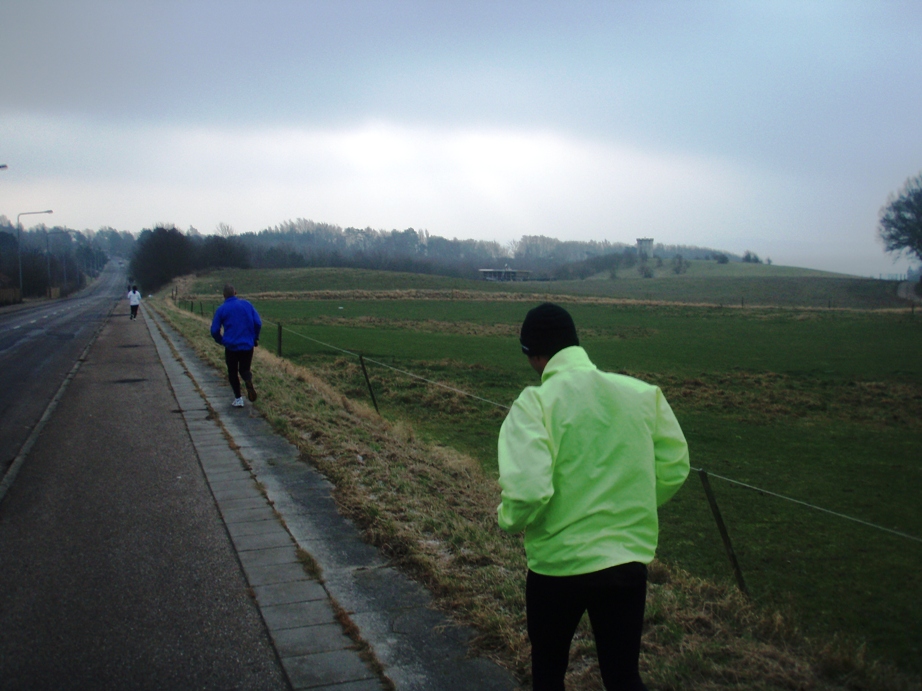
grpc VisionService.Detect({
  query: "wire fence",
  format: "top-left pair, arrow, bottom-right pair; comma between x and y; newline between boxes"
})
184,298 -> 922,597
269,320 -> 920,544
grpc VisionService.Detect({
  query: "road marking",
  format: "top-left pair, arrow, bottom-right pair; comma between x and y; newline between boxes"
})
0,301 -> 117,507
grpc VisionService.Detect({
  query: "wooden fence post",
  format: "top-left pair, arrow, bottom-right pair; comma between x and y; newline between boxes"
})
359,355 -> 380,414
698,469 -> 750,598
277,323 -> 282,357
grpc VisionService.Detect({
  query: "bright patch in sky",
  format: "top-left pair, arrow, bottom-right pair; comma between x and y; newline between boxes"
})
2,1 -> 921,276
3,115 -> 756,245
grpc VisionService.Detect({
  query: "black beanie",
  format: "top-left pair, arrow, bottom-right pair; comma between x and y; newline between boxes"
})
520,303 -> 579,357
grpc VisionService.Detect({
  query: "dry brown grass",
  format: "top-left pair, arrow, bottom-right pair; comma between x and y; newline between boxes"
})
151,294 -> 920,691
630,370 -> 922,430
179,285 -> 916,315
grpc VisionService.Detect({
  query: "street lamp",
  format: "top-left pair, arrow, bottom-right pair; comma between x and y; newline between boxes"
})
17,210 -> 53,296
46,228 -> 80,294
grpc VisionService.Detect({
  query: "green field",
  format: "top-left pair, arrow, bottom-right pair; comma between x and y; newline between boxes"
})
188,261 -> 908,309
183,267 -> 921,673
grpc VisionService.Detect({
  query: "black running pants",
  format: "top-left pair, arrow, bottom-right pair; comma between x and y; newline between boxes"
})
225,348 -> 254,399
526,562 -> 648,691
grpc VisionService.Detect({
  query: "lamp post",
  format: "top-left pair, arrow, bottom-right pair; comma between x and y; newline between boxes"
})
17,210 -> 53,296
46,228 -> 79,295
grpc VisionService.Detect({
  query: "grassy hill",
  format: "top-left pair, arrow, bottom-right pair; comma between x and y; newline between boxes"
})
188,261 -> 908,310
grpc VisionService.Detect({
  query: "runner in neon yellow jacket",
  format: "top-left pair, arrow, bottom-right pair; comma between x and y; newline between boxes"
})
497,344 -> 690,576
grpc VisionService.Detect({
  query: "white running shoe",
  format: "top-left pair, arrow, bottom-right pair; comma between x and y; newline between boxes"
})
233,397 -> 245,407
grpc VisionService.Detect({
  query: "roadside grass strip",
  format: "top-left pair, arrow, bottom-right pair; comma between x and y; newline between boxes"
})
153,291 -> 920,691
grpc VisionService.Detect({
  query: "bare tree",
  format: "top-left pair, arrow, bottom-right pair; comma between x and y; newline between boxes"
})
878,172 -> 922,263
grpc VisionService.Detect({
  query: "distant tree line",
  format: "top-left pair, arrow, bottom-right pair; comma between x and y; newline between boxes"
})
0,218 -> 122,298
128,225 -> 249,291
3,210 -> 764,298
228,220 -> 740,279
123,217 -> 750,291
235,219 -> 509,278
551,243 -> 741,280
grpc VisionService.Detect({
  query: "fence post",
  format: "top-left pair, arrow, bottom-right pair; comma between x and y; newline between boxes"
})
277,322 -> 282,357
190,301 -> 194,312
698,469 -> 749,598
359,355 -> 380,414
199,302 -> 203,316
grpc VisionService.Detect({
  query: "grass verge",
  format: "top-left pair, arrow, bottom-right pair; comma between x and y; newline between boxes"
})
151,292 -> 919,690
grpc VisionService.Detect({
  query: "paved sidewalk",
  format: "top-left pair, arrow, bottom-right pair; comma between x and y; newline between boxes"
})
0,300 -> 289,690
143,306 -> 517,691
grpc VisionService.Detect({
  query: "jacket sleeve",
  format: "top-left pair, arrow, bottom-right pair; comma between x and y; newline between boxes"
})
496,390 -> 555,534
252,305 -> 262,341
653,387 -> 690,506
210,309 -> 224,345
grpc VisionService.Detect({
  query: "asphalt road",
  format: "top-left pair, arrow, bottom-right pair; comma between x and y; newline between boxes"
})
0,290 -> 289,689
0,264 -> 125,480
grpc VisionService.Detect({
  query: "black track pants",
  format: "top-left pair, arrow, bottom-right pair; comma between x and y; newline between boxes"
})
225,348 -> 254,399
526,562 -> 648,691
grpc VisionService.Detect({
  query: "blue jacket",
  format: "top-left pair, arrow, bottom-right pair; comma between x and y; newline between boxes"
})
211,296 -> 262,351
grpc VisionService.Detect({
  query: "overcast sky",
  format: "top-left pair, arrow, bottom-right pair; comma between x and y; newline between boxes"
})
2,0 -> 921,276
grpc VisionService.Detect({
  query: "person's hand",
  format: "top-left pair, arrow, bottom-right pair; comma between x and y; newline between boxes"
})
254,339 -> 259,348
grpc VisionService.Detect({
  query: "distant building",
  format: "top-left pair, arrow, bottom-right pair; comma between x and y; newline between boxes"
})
636,238 -> 654,257
479,267 -> 531,282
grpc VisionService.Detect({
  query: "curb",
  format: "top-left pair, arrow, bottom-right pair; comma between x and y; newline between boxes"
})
142,303 -> 518,691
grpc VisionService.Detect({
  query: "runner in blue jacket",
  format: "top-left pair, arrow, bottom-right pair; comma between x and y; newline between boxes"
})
210,283 -> 262,408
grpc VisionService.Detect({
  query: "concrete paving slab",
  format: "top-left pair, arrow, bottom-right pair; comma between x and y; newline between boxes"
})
295,533 -> 385,571
261,599 -> 337,630
212,485 -> 261,502
210,476 -> 258,489
204,468 -> 253,483
226,517 -> 285,537
308,681 -> 384,691
199,461 -> 244,477
179,410 -> 212,421
271,624 -> 354,657
220,496 -> 278,512
201,461 -> 247,478
188,430 -> 228,443
238,545 -> 299,571
221,505 -> 277,524
198,449 -> 244,466
244,562 -> 310,587
282,649 -> 377,690
233,530 -> 296,552
254,579 -> 328,606
196,444 -> 240,457
329,566 -> 432,614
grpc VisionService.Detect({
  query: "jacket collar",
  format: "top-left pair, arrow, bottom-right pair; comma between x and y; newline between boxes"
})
541,346 -> 594,383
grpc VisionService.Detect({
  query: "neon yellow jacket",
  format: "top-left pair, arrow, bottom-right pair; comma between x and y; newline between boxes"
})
497,346 -> 689,576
